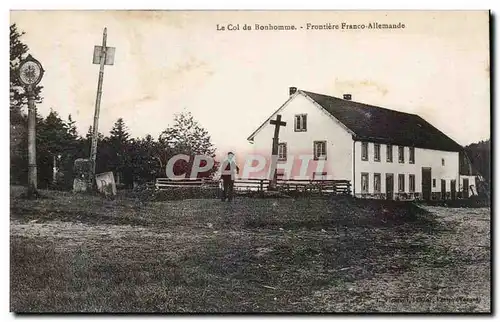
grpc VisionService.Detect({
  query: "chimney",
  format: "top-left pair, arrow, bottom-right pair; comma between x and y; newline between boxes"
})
289,87 -> 297,96
343,94 -> 352,100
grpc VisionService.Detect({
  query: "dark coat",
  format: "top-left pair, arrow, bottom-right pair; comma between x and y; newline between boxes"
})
220,160 -> 239,180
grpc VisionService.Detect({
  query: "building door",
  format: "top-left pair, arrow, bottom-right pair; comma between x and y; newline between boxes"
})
441,179 -> 446,200
451,180 -> 456,200
422,167 -> 432,200
463,178 -> 469,198
386,173 -> 394,200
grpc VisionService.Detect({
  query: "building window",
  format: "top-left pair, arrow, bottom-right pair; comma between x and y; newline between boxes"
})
361,172 -> 369,193
409,147 -> 415,164
442,158 -> 445,166
398,146 -> 404,163
294,114 -> 307,132
361,142 -> 368,161
313,141 -> 327,160
398,174 -> 405,192
278,142 -> 287,161
374,144 -> 381,162
432,179 -> 436,188
386,144 -> 393,162
409,174 -> 415,192
374,173 -> 381,193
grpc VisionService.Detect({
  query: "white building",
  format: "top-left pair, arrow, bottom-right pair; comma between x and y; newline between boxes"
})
247,87 -> 471,200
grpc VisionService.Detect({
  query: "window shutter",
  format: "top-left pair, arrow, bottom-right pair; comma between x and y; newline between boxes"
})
303,115 -> 307,130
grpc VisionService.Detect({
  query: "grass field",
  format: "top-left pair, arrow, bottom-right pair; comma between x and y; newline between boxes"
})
10,187 -> 491,313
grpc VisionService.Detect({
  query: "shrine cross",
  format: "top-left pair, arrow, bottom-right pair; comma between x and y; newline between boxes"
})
269,114 -> 287,188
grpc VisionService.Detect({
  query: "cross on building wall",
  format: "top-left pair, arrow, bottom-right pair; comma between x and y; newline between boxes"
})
269,114 -> 286,189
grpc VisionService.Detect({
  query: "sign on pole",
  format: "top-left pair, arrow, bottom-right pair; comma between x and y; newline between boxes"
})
18,54 -> 44,197
93,45 -> 115,65
88,27 -> 115,189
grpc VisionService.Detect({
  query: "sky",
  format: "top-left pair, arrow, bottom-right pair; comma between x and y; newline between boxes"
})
10,10 -> 490,158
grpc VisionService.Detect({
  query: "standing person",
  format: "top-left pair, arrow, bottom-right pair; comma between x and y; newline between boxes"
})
220,152 -> 239,202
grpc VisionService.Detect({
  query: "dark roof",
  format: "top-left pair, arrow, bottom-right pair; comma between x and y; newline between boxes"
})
301,90 -> 464,152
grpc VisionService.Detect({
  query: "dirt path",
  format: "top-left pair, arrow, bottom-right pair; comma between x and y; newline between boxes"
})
301,206 -> 491,312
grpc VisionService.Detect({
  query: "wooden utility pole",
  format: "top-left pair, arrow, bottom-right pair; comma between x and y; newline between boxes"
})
88,28 -> 115,189
269,114 -> 286,190
18,54 -> 44,198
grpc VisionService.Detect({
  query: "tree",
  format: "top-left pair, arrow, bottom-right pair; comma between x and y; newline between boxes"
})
10,23 -> 43,125
464,139 -> 490,184
158,111 -> 216,178
109,118 -> 132,185
128,135 -> 162,184
10,121 -> 28,184
38,110 -> 69,156
83,125 -> 104,155
60,115 -> 87,188
109,118 -> 130,143
35,110 -> 84,189
66,114 -> 78,141
85,125 -> 104,141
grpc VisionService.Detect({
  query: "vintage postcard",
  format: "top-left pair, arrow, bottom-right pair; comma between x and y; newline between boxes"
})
9,10 -> 491,313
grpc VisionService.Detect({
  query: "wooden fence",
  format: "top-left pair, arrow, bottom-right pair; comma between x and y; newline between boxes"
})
155,178 -> 219,189
155,178 -> 351,195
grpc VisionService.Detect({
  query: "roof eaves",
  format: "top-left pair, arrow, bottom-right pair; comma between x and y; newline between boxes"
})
247,91 -> 300,141
299,90 -> 357,137
414,115 -> 464,151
